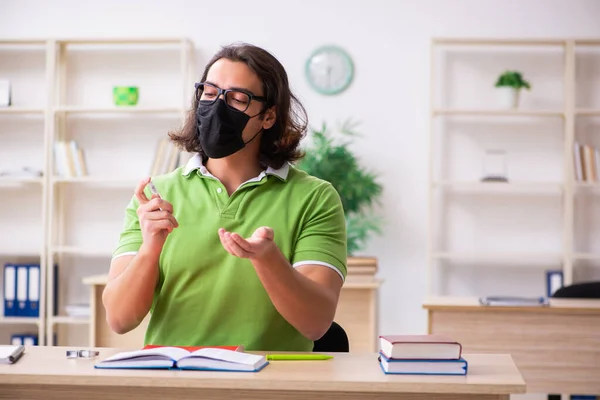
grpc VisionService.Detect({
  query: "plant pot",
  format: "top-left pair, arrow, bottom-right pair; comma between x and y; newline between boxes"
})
497,87 -> 520,109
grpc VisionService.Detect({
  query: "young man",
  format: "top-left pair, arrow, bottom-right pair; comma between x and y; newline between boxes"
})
102,43 -> 347,351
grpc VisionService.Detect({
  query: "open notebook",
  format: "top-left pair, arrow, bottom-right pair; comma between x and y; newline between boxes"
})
94,347 -> 268,372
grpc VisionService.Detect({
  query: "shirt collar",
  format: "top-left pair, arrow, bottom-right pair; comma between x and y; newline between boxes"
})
182,153 -> 289,182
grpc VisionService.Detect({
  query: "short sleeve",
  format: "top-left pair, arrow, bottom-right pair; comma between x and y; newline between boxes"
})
291,183 -> 347,281
112,195 -> 143,258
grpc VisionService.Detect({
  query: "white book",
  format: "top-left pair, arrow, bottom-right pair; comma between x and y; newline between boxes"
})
95,347 -> 268,372
574,141 -> 583,182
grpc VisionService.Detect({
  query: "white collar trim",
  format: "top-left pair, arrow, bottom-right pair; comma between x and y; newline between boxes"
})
182,153 -> 289,181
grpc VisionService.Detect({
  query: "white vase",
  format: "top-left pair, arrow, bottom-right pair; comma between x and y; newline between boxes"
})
497,87 -> 520,109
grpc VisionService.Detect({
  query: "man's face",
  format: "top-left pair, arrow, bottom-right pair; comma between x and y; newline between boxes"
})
204,58 -> 275,144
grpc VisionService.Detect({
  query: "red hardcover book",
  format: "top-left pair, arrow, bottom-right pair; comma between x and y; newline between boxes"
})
379,335 -> 462,360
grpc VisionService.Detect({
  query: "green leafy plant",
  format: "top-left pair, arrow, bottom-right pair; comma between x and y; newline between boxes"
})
296,119 -> 383,255
495,70 -> 531,90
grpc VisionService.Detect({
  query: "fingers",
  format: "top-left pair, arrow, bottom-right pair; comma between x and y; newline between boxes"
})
143,198 -> 173,213
218,229 -> 235,255
145,210 -> 179,228
219,229 -> 251,258
256,227 -> 274,240
230,233 -> 252,252
134,177 -> 152,204
152,219 -> 176,234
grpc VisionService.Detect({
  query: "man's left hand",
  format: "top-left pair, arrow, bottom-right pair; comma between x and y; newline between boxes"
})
218,226 -> 276,261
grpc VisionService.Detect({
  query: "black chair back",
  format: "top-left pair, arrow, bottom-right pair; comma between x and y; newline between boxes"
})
552,281 -> 600,299
313,321 -> 349,352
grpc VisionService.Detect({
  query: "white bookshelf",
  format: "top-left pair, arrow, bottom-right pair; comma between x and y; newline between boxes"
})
0,39 -> 49,346
428,37 -> 600,298
0,37 -> 195,346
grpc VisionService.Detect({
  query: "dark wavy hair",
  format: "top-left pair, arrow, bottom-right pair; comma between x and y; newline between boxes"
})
169,43 -> 307,169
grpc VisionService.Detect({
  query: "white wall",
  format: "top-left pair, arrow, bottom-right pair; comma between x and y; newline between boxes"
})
2,0 -> 600,339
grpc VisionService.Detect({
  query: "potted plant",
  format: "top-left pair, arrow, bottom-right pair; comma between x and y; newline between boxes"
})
296,119 -> 383,274
494,70 -> 531,109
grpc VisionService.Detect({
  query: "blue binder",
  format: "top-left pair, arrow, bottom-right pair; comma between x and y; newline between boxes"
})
10,334 -> 23,346
27,264 -> 40,317
16,265 -> 28,317
22,334 -> 38,346
3,264 -> 17,317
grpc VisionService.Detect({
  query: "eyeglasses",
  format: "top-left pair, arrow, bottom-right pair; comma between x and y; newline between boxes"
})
195,82 -> 267,113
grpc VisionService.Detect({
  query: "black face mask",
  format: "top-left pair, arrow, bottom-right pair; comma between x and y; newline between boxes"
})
196,99 -> 262,159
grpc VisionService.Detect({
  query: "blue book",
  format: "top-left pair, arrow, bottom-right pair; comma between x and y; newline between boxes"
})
95,347 -> 268,372
3,264 -> 17,317
379,352 -> 468,375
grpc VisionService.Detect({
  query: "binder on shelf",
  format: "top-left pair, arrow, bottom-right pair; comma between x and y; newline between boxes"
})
27,264 -> 40,317
3,264 -> 16,317
23,334 -> 38,346
16,265 -> 28,316
546,270 -> 563,298
9,334 -> 38,346
10,334 -> 23,346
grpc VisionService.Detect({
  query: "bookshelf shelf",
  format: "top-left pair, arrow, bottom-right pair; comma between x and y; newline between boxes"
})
433,181 -> 563,193
0,249 -> 41,258
0,177 -> 44,185
432,38 -> 566,46
575,108 -> 600,116
0,317 -> 40,325
49,316 -> 89,325
433,109 -> 564,117
572,253 -> 600,260
52,176 -> 139,186
51,246 -> 113,257
55,106 -> 185,115
574,182 -> 600,189
0,107 -> 45,115
432,252 -> 563,264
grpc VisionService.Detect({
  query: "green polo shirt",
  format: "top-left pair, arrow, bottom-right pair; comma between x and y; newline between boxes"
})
112,154 -> 347,351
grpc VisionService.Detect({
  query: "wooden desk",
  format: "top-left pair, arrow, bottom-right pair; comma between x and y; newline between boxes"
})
83,274 -> 382,352
423,297 -> 600,395
0,346 -> 525,400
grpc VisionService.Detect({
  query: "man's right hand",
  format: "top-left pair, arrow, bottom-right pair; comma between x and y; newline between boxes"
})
135,177 -> 179,256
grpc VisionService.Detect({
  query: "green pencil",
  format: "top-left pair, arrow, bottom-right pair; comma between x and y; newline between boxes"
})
266,354 -> 333,361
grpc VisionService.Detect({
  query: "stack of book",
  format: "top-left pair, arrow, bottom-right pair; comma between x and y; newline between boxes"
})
378,334 -> 468,375
347,256 -> 377,276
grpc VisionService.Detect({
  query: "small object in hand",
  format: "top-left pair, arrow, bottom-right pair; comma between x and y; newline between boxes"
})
66,349 -> 99,359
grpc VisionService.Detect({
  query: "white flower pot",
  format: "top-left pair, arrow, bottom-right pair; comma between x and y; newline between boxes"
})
497,87 -> 520,109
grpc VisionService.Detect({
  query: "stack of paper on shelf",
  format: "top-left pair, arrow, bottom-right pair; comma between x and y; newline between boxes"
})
150,137 -> 184,176
378,334 -> 468,375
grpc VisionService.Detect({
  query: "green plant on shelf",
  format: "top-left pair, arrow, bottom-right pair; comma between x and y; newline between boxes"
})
296,119 -> 383,255
494,70 -> 531,90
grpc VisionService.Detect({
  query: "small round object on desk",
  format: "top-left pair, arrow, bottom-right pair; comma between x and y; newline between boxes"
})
66,350 -> 79,359
79,350 -> 99,358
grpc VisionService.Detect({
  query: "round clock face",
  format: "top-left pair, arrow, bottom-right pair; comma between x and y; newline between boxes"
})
305,46 -> 354,95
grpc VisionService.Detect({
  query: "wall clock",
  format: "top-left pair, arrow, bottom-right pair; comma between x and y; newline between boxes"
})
305,45 -> 354,95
